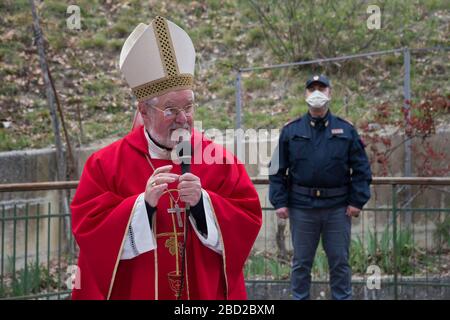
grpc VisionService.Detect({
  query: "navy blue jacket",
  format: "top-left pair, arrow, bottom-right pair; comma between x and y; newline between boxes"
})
269,111 -> 372,210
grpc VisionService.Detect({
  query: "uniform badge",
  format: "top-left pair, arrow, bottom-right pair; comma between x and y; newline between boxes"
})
313,75 -> 319,80
332,128 -> 344,134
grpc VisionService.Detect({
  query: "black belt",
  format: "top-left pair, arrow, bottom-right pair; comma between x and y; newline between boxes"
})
291,185 -> 348,198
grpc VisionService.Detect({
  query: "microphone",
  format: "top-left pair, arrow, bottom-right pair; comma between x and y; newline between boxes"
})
176,137 -> 192,215
176,136 -> 191,300
177,137 -> 191,175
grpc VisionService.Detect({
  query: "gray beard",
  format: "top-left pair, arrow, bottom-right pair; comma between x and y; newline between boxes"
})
147,125 -> 191,149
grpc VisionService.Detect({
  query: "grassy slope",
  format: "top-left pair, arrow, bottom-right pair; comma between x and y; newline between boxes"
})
0,0 -> 448,151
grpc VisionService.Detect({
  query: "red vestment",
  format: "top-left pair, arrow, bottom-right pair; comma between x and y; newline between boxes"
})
71,126 -> 262,299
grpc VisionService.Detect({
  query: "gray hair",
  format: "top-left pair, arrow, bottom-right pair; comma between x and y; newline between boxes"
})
143,97 -> 159,108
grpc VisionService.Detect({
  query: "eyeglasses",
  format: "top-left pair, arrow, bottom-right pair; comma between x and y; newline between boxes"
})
147,103 -> 197,119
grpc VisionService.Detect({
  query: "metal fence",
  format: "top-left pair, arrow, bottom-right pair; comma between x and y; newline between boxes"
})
233,47 -> 450,299
234,46 -> 450,181
0,181 -> 77,300
1,178 -> 449,300
248,178 -> 450,300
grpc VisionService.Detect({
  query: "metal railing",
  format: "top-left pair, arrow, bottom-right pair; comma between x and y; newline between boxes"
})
0,182 -> 77,300
248,177 -> 450,300
1,178 -> 449,299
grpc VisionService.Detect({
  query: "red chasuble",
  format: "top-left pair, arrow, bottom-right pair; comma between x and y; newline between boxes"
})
70,126 -> 262,299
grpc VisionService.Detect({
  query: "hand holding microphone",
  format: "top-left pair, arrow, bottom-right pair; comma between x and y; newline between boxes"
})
178,173 -> 201,206
176,137 -> 201,207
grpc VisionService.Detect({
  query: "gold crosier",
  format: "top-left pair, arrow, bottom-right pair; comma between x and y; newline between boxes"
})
145,154 -> 190,300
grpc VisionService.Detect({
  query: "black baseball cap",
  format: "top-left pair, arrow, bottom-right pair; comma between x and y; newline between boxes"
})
305,74 -> 331,89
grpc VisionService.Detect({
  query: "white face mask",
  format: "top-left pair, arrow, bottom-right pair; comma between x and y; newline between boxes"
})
305,90 -> 330,109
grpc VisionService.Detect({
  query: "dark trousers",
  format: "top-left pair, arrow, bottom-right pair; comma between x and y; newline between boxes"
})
289,206 -> 352,300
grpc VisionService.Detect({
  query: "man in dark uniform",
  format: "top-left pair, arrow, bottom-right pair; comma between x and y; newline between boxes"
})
268,75 -> 372,300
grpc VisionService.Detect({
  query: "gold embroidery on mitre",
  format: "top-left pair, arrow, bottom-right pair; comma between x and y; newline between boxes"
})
132,74 -> 193,101
153,16 -> 179,77
131,16 -> 194,102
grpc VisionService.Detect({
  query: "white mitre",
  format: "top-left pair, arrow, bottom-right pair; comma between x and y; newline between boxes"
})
119,16 -> 196,102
